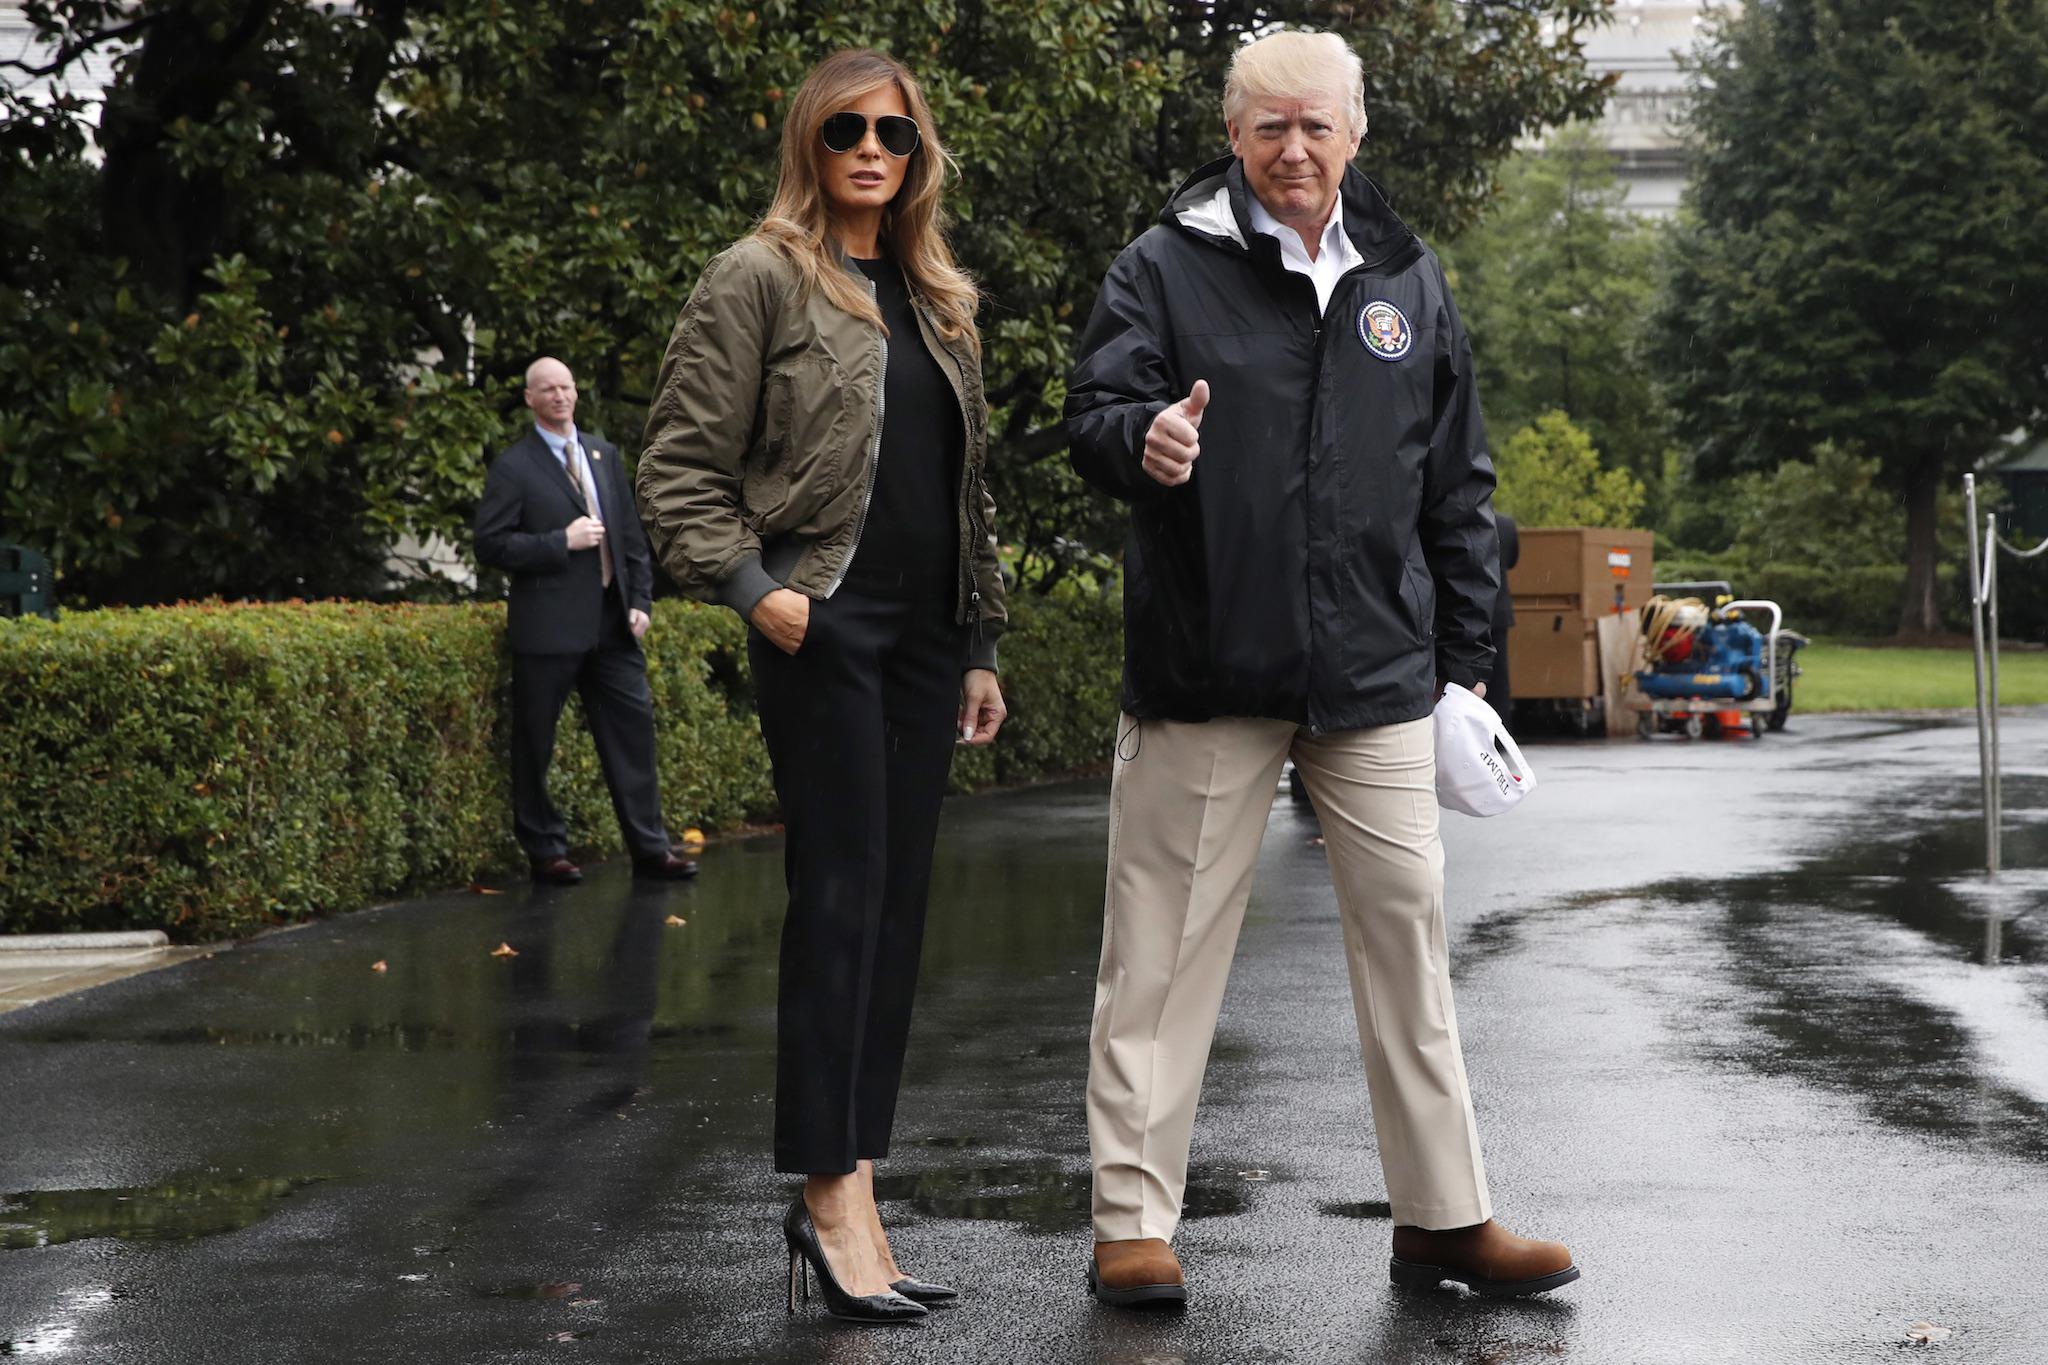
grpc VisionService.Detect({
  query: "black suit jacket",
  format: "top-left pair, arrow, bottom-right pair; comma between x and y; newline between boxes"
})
475,427 -> 654,655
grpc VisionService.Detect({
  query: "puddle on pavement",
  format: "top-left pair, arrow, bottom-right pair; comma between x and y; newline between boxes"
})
0,1173 -> 319,1249
1319,1198 -> 1393,1220
874,1162 -> 1261,1233
1660,774 -> 2048,968
1456,773 -> 2048,1162
1639,775 -> 2048,1160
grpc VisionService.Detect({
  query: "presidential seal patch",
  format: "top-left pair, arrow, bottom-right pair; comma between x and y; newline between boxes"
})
1357,300 -> 1413,361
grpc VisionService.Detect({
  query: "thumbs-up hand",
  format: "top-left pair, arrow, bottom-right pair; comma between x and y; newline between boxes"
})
1142,379 -> 1210,487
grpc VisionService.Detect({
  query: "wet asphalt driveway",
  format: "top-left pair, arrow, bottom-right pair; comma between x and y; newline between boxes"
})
3,711 -> 2046,1363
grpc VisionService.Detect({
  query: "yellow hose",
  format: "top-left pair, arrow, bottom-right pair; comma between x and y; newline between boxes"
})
1636,595 -> 1706,670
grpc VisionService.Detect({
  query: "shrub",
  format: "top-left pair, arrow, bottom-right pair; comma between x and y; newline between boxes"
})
949,576 -> 1124,793
0,587 -> 1126,939
1494,411 -> 1647,529
1648,555 -> 1969,638
0,600 -> 769,938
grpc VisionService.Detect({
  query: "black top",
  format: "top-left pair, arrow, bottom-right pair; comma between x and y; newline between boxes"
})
844,254 -> 964,599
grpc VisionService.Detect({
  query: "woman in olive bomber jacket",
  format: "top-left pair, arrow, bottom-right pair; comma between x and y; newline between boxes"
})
635,48 -> 1007,1324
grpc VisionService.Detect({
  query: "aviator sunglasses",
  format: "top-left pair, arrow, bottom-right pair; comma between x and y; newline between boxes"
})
821,111 -> 921,158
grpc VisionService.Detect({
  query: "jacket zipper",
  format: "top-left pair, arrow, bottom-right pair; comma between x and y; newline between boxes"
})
965,469 -> 985,647
914,300 -> 985,635
825,277 -> 888,597
1302,259 -> 1377,732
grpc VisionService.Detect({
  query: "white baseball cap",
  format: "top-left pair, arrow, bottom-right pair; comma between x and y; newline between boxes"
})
1433,683 -> 1537,817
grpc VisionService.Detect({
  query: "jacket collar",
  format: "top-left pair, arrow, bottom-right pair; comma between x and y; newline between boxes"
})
831,232 -> 981,378
1163,155 -> 1420,273
518,425 -> 590,512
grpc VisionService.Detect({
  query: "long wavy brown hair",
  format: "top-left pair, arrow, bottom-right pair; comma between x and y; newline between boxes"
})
755,49 -> 979,349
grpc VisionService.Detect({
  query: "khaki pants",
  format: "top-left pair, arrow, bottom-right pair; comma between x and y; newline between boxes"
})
1087,713 -> 1492,1242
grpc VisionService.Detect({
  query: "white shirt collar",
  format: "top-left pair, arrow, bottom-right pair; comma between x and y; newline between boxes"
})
535,422 -> 580,457
1246,193 -> 1362,313
1246,194 -> 1348,259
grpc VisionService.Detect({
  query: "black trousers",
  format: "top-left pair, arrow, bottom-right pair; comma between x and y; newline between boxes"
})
750,587 -> 964,1175
510,601 -> 671,862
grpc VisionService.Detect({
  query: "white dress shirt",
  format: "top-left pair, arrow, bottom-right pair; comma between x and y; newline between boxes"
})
1246,194 -> 1363,315
535,423 -> 603,522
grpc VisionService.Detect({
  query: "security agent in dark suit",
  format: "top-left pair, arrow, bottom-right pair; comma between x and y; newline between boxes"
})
474,356 -> 696,885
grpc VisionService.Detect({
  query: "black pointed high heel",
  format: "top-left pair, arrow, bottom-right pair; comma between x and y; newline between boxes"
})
783,1196 -> 927,1323
888,1275 -> 959,1305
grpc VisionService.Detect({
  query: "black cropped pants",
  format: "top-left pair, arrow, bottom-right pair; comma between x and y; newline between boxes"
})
749,586 -> 964,1175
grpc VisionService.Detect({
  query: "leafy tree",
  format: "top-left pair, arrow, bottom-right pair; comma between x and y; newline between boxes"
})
1725,445 -> 1911,569
1650,0 -> 2048,636
1445,122 -> 1667,482
2,0 -> 1615,605
1493,409 -> 1645,528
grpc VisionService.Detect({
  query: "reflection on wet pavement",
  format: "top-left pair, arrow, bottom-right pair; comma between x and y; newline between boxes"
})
1633,774 -> 2048,1157
875,1162 -> 1255,1232
1,718 -> 2046,1361
0,1174 -> 318,1249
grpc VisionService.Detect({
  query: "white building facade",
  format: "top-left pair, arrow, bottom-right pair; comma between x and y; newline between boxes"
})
1574,0 -> 1739,217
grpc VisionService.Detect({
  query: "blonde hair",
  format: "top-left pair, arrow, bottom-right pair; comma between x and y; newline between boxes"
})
755,49 -> 979,350
1223,30 -> 1367,138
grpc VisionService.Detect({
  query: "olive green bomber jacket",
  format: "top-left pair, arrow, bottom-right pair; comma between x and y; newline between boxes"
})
635,237 -> 1006,672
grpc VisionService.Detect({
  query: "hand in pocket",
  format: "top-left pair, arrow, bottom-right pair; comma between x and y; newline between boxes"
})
750,588 -> 811,655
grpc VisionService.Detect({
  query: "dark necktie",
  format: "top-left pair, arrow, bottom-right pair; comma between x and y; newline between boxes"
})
564,441 -> 614,589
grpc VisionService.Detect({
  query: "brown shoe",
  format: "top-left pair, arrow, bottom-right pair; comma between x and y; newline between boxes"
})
632,851 -> 699,880
1390,1219 -> 1578,1296
530,856 -> 582,886
1087,1238 -> 1186,1308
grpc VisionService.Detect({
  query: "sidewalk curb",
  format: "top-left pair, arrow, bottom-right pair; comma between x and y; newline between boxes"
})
0,931 -> 171,952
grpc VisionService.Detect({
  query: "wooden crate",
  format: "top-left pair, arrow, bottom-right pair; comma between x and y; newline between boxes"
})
1505,528 -> 1654,701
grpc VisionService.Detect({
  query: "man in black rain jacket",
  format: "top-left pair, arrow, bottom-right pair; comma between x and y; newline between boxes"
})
1065,28 -> 1577,1310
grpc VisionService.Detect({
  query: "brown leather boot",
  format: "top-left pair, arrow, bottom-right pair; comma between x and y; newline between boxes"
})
1088,1238 -> 1187,1308
1390,1219 -> 1578,1296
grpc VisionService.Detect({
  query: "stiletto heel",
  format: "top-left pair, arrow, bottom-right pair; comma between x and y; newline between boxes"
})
782,1194 -> 926,1324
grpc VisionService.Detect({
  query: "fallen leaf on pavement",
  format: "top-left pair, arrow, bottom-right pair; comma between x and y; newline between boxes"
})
371,960 -> 388,973
1905,1322 -> 1952,1345
664,915 -> 686,927
490,942 -> 519,958
537,1282 -> 582,1298
469,883 -> 505,896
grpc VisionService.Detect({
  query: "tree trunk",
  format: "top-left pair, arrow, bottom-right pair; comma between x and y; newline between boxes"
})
1897,460 -> 1943,638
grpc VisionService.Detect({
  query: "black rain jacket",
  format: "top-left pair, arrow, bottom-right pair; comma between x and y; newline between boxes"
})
1065,156 -> 1500,731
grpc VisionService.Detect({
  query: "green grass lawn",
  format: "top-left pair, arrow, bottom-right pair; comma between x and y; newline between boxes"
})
1796,638 -> 2048,712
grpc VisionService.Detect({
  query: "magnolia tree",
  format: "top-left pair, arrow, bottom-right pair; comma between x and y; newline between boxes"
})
2,0 -> 1612,604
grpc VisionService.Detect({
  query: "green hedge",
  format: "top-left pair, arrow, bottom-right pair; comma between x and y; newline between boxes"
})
0,589 -> 1123,940
1653,557 -> 1970,638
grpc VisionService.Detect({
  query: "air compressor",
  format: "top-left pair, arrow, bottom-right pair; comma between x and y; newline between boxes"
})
1630,586 -> 1807,739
